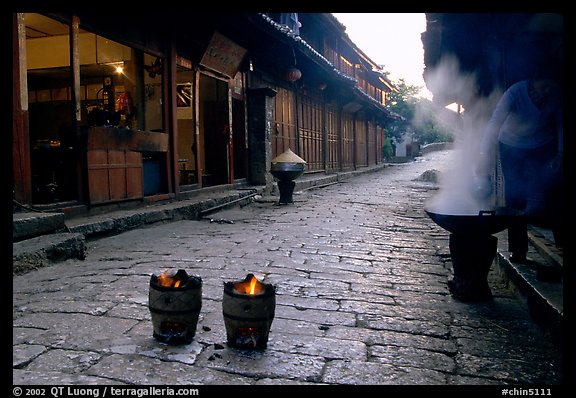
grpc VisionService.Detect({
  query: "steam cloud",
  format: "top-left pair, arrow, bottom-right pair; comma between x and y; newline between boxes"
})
420,56 -> 504,215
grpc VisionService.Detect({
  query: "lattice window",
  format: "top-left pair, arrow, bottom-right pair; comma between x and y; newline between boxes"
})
271,86 -> 298,158
298,94 -> 324,172
325,104 -> 339,171
341,113 -> 355,170
355,117 -> 368,167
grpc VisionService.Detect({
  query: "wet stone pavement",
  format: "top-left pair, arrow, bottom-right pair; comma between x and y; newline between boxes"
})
13,150 -> 564,387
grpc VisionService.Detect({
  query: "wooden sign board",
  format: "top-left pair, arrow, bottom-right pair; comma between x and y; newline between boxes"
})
200,32 -> 247,78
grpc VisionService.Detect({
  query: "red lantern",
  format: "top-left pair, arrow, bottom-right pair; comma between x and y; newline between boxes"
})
284,66 -> 302,82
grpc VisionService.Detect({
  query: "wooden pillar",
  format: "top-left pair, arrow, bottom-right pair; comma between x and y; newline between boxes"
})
12,13 -> 32,205
163,43 -> 177,194
70,15 -> 86,203
246,87 -> 277,188
194,68 -> 202,188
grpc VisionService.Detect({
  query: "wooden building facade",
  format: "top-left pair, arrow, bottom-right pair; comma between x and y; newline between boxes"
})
12,12 -> 399,215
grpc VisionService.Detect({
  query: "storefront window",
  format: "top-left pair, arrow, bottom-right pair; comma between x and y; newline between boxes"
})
25,13 -> 76,204
80,35 -> 164,132
80,34 -> 134,129
142,53 -> 164,132
24,13 -> 166,205
78,34 -> 167,200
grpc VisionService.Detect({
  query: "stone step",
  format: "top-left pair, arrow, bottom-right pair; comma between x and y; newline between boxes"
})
11,189 -> 262,276
13,212 -> 66,242
13,232 -> 86,275
495,230 -> 563,348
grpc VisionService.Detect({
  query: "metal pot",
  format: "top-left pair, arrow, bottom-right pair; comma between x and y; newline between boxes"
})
270,162 -> 305,181
424,207 -> 523,235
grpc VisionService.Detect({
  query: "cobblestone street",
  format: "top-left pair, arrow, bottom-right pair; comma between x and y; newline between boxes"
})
13,150 -> 564,386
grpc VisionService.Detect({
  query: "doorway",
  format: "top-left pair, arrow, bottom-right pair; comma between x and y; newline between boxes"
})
175,62 -> 196,188
232,98 -> 247,180
199,74 -> 229,186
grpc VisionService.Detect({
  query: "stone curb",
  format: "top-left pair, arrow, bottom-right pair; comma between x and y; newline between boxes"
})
494,242 -> 563,349
65,189 -> 262,240
13,211 -> 66,242
13,232 -> 86,275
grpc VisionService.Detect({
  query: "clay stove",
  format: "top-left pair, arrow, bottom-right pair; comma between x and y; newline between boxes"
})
222,274 -> 276,349
149,269 -> 202,344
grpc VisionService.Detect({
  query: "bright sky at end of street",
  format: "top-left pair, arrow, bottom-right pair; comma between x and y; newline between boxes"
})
332,13 -> 432,100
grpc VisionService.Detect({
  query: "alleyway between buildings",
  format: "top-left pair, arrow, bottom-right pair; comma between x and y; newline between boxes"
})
13,149 -> 563,386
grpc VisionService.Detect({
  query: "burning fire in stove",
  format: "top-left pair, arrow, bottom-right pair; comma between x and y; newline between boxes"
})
233,273 -> 265,295
156,271 -> 184,288
148,269 -> 202,345
223,274 -> 276,349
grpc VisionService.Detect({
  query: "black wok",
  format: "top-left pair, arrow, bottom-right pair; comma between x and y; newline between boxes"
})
425,207 -> 523,235
270,162 -> 305,181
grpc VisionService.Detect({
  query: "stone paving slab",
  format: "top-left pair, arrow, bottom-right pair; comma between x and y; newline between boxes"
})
12,150 -> 565,386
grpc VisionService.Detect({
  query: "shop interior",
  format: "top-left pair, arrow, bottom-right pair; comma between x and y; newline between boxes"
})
24,13 -> 166,205
24,13 -> 249,204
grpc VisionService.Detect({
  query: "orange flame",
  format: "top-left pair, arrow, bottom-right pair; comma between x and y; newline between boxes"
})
248,275 -> 257,295
234,274 -> 264,295
157,272 -> 182,288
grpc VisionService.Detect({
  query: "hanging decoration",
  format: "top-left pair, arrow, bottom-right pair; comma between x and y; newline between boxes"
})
284,46 -> 302,82
284,66 -> 302,82
144,58 -> 164,78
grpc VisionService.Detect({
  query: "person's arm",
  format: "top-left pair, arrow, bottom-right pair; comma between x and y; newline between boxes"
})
479,92 -> 513,157
475,91 -> 513,177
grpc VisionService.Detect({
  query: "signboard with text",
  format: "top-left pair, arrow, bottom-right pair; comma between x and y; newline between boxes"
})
200,32 -> 247,79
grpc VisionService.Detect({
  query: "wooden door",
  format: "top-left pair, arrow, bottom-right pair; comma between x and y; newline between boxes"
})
87,149 -> 143,204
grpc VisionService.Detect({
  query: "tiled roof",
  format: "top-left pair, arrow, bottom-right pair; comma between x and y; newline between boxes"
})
257,13 -> 403,121
258,13 -> 357,85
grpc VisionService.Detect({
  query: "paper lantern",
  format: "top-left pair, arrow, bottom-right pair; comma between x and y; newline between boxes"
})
284,66 -> 302,82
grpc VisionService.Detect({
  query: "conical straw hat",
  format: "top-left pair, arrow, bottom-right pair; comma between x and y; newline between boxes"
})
271,148 -> 306,164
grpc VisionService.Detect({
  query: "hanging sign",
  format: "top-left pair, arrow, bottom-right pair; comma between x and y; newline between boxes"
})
200,32 -> 247,79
